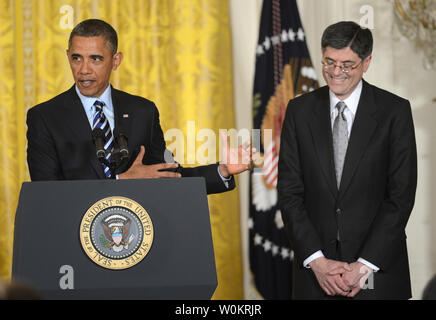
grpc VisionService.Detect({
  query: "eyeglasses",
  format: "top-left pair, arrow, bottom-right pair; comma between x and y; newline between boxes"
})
321,59 -> 362,74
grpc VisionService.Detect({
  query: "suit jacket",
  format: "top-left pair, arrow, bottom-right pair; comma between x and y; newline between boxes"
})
26,85 -> 235,194
277,80 -> 417,299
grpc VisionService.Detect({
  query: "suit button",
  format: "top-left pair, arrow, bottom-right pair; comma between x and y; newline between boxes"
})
336,208 -> 341,214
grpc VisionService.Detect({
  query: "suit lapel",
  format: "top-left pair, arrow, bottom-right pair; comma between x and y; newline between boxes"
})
111,86 -> 132,140
338,80 -> 378,199
309,87 -> 338,199
111,87 -> 133,173
62,86 -> 106,179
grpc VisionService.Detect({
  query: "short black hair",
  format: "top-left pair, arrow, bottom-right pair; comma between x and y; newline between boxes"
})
321,21 -> 373,60
69,19 -> 118,54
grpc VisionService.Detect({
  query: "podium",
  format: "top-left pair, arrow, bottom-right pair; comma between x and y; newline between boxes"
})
12,178 -> 217,299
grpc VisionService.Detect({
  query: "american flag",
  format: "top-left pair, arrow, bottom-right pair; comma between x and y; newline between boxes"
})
249,0 -> 319,299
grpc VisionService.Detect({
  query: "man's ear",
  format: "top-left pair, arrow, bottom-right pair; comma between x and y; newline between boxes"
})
112,52 -> 123,70
363,55 -> 372,72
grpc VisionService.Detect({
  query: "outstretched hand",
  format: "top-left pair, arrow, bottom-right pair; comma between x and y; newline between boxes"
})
218,132 -> 256,178
118,145 -> 181,179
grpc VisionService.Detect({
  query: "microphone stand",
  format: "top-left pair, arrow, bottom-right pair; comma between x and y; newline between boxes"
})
97,148 -> 129,179
93,129 -> 129,179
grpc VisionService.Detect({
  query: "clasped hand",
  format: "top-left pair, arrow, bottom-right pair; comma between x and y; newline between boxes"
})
309,257 -> 373,298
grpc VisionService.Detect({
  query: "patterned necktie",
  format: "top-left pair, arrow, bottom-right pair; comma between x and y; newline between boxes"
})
92,100 -> 114,178
332,101 -> 348,188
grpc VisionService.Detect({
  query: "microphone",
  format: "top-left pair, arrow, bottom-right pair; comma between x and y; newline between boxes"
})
91,128 -> 106,159
115,131 -> 129,159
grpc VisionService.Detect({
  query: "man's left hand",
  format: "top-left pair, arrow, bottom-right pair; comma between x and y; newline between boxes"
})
342,261 -> 373,298
218,132 -> 256,178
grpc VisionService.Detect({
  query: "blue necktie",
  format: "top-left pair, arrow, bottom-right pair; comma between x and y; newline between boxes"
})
92,100 -> 114,178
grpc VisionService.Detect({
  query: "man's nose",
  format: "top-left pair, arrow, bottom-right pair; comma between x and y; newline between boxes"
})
79,60 -> 91,74
332,65 -> 344,76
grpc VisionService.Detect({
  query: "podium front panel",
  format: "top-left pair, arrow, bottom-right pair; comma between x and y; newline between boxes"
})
12,178 -> 217,299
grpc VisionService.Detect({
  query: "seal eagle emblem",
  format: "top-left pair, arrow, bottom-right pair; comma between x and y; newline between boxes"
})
101,214 -> 133,252
79,196 -> 154,270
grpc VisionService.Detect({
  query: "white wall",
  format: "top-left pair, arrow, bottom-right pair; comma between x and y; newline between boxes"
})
230,0 -> 436,299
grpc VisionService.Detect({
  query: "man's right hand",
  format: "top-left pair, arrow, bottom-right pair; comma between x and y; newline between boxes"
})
309,257 -> 353,297
118,145 -> 182,179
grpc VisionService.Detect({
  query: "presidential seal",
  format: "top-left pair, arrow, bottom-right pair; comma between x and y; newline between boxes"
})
79,196 -> 153,270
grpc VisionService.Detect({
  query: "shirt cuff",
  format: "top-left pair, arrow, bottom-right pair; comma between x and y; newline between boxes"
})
303,250 -> 324,268
217,165 -> 232,188
358,258 -> 380,272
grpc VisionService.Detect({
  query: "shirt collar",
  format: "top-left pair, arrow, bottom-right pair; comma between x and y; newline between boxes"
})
329,79 -> 363,116
75,83 -> 112,112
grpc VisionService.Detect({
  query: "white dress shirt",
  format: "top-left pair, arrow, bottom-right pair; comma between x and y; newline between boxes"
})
75,83 -> 114,131
302,80 -> 379,272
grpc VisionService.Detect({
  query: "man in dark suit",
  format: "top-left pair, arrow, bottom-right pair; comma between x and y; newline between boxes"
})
277,21 -> 417,299
27,19 -> 251,194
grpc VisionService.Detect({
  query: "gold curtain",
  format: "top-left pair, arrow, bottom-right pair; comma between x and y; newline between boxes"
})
0,0 -> 242,299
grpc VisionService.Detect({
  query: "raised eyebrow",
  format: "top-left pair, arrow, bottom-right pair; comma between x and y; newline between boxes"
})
90,54 -> 104,60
